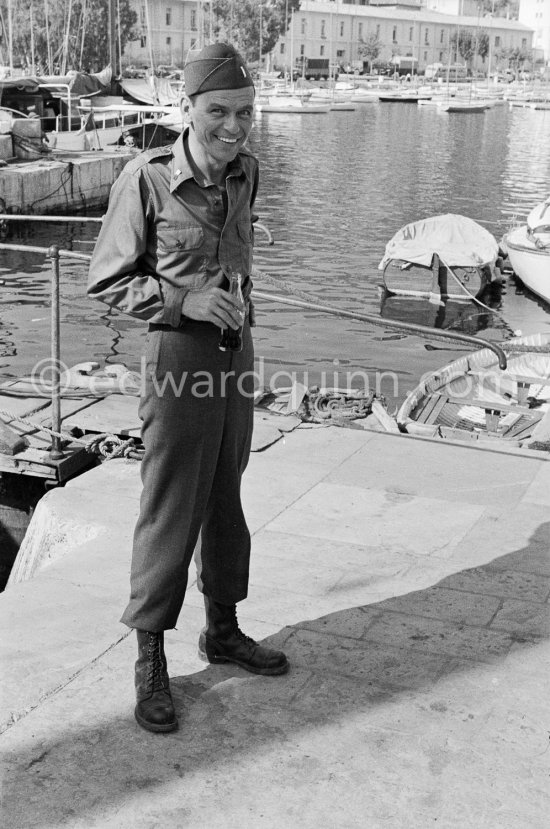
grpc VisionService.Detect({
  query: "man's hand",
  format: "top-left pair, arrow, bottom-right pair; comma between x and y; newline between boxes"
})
182,287 -> 245,329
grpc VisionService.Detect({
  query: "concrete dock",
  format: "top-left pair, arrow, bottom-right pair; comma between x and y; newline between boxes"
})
0,150 -> 133,214
1,422 -> 549,828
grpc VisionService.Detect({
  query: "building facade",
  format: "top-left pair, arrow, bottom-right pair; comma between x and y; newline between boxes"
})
124,0 -> 203,68
276,0 -> 534,75
519,0 -> 550,66
120,1 -> 536,76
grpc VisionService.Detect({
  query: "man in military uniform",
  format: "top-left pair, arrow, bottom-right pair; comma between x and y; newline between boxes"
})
88,43 -> 289,734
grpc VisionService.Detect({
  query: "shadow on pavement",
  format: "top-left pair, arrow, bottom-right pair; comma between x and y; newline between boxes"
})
2,523 -> 550,828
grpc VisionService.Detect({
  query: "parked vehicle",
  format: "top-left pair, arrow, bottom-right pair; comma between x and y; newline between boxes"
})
295,58 -> 332,81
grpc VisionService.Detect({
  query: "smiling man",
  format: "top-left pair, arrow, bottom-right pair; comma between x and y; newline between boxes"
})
88,43 -> 289,735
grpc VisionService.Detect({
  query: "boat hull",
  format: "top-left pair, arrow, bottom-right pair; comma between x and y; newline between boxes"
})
383,258 -> 488,300
397,332 -> 550,449
438,102 -> 489,112
504,225 -> 550,304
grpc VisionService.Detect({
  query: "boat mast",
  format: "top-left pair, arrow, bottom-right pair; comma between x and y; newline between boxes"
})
7,0 -> 13,75
117,0 -> 122,75
283,0 -> 288,81
108,0 -> 118,77
30,0 -> 35,74
290,7 -> 294,85
259,0 -> 262,74
44,0 -> 52,74
61,0 -> 73,75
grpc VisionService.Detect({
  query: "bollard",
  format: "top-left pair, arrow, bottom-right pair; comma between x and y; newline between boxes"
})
48,245 -> 64,460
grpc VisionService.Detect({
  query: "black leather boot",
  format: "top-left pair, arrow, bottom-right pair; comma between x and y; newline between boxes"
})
134,630 -> 178,733
198,598 -> 289,676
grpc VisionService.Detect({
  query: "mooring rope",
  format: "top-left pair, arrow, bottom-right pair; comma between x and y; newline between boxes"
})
0,407 -> 142,460
438,255 -> 519,337
251,267 -> 509,369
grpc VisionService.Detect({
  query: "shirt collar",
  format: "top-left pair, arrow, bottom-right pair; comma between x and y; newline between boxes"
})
170,127 -> 245,193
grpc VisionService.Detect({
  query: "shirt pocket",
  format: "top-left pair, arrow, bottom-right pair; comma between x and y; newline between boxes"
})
156,224 -> 207,289
157,225 -> 204,252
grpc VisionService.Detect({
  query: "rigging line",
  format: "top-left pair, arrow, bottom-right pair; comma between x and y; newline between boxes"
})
437,254 -> 519,337
251,268 -> 507,370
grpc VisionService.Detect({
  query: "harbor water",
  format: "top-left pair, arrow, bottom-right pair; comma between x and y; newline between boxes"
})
1,101 -> 550,408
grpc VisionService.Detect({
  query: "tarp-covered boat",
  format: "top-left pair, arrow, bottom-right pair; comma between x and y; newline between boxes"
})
379,214 -> 500,301
119,76 -> 183,106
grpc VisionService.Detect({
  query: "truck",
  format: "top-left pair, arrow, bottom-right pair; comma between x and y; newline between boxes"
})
295,58 -> 332,81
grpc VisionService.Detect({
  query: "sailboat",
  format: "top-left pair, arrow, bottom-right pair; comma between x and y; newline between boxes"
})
435,22 -> 490,112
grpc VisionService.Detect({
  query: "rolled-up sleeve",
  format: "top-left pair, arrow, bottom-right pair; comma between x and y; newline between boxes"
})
87,169 -> 186,327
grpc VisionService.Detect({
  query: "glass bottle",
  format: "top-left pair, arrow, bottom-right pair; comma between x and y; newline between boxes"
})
219,272 -> 244,352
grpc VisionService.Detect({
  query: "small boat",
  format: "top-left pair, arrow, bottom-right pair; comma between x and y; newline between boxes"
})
502,198 -> 550,305
378,89 -> 432,103
0,70 -> 183,153
257,95 -> 330,114
379,214 -> 501,302
397,332 -> 550,451
437,100 -> 491,113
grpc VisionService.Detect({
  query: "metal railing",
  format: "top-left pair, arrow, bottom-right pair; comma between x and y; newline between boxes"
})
0,239 -> 92,458
0,214 -> 509,463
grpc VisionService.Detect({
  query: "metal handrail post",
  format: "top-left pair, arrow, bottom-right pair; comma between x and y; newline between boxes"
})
48,245 -> 63,460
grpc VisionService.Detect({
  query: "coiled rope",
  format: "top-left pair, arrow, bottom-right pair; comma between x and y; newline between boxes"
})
0,407 -> 143,460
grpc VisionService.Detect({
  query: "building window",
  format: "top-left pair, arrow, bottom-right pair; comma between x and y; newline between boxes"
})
424,51 -> 428,61
522,38 -> 527,48
337,49 -> 345,58
140,35 -> 147,47
340,21 -> 344,37
140,4 -> 145,25
166,36 -> 171,46
300,44 -> 305,56
439,51 -> 444,61
392,26 -> 397,43
301,18 -> 306,35
321,19 -> 326,38
376,24 -> 380,37
409,27 -> 413,41
320,44 -> 325,56
190,9 -> 196,30
166,8 -> 171,26
280,43 -> 285,54
358,23 -> 363,38
440,29 -> 444,44
424,29 -> 429,45
495,36 -> 500,47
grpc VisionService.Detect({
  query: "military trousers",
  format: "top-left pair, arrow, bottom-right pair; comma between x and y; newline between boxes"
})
121,319 -> 254,632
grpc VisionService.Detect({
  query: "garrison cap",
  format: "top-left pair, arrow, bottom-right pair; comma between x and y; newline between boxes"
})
184,43 -> 254,97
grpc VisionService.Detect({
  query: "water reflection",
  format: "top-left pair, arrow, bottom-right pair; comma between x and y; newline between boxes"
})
379,281 -> 507,336
0,104 -> 549,405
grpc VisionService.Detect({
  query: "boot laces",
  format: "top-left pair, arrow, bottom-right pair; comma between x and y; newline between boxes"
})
233,611 -> 257,650
146,633 -> 168,693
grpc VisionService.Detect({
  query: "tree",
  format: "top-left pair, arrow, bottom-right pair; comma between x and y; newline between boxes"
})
357,33 -> 382,74
507,46 -> 532,78
450,30 -> 476,68
480,0 -> 519,18
208,0 -> 301,64
476,30 -> 490,64
7,0 -> 138,74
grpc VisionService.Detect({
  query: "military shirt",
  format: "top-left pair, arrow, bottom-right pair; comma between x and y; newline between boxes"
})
87,129 -> 259,328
